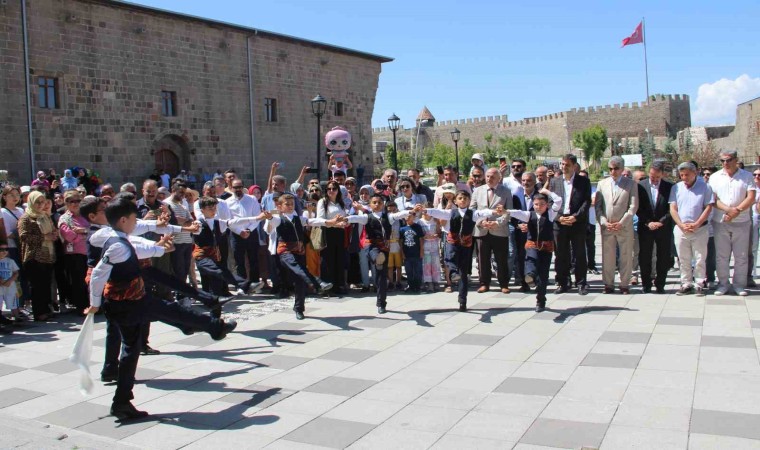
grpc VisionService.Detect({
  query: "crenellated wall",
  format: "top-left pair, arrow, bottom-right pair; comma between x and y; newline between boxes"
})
374,94 -> 692,161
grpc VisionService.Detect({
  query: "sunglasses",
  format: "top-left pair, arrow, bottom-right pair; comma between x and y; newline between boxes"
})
232,186 -> 244,190
754,174 -> 760,178
400,185 -> 411,189
608,167 -> 622,171
0,248 -> 8,252
326,187 -> 338,191
511,165 -> 523,169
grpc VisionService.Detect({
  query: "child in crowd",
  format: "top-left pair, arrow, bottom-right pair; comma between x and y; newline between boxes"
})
354,186 -> 374,292
385,201 -> 403,290
303,193 -> 322,278
0,244 -> 21,324
424,191 -> 501,311
266,194 -> 337,319
419,207 -> 441,293
347,194 -> 415,313
502,189 -> 562,312
399,214 -> 424,293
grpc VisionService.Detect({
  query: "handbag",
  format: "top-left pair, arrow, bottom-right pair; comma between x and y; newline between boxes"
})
310,226 -> 326,251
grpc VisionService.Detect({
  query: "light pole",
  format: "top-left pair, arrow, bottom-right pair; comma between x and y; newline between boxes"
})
451,128 -> 461,178
311,94 -> 327,181
388,113 -> 400,173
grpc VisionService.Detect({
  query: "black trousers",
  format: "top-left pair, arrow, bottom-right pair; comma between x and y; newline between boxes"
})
322,228 -> 346,290
22,260 -> 52,320
170,243 -> 193,285
104,294 -> 223,404
368,247 -> 388,307
230,233 -> 260,283
513,230 -> 528,287
476,234 -> 509,288
65,254 -> 88,312
706,236 -> 716,283
445,243 -> 473,304
638,227 -> 672,289
279,252 -> 318,312
554,225 -> 587,288
586,224 -> 597,270
525,248 -> 552,303
195,257 -> 249,295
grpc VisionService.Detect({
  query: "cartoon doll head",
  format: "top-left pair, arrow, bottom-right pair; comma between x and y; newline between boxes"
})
325,127 -> 351,153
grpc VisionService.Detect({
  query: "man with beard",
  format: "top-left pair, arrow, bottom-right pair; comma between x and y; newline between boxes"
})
407,168 -> 434,204
226,178 -> 263,290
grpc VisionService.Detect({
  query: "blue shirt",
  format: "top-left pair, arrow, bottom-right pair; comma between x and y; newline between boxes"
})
399,223 -> 424,259
0,257 -> 19,281
669,178 -> 713,223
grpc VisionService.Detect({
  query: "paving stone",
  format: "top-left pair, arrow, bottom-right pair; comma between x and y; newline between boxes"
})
217,385 -> 295,408
174,334 -> 218,347
323,398 -> 406,425
0,388 -> 45,409
0,347 -> 12,353
691,409 -> 760,440
32,359 -> 77,375
0,363 -> 25,377
447,333 -> 503,346
263,322 -> 311,331
751,320 -> 760,329
303,376 -> 377,397
353,318 -> 400,329
705,299 -> 745,306
284,417 -> 375,448
601,425 -> 687,450
581,353 -> 641,369
348,423 -> 442,449
318,348 -> 379,363
386,404 -> 468,433
701,336 -> 757,349
256,355 -> 312,370
688,433 -> 760,450
494,377 -> 565,397
37,402 -> 110,428
135,367 -> 168,381
598,331 -> 651,343
657,317 -> 704,326
449,410 -> 535,442
519,418 -> 608,448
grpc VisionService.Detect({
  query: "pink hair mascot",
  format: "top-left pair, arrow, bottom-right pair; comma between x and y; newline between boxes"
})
325,126 -> 353,175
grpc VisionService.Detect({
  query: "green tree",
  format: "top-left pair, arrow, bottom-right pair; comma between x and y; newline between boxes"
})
381,144 -> 415,174
572,125 -> 608,170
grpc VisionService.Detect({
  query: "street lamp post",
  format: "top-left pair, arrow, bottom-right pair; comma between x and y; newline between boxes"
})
388,113 -> 400,174
450,128 -> 461,178
311,94 -> 327,181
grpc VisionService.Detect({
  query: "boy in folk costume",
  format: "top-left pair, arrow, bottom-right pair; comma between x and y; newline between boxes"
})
266,194 -> 339,320
347,194 -> 417,313
84,197 -> 237,421
423,190 -> 503,311
501,189 -> 563,312
193,196 -> 270,298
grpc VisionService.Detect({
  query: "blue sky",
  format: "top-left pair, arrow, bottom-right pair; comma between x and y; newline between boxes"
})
129,0 -> 760,127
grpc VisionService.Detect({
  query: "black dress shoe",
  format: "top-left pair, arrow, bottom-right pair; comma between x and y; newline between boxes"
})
110,402 -> 149,421
377,306 -> 386,314
518,285 -> 531,293
101,373 -> 117,383
141,346 -> 160,356
180,326 -> 195,336
656,287 -> 666,294
554,286 -> 570,294
212,320 -> 238,341
535,303 -> 546,312
641,286 -> 652,294
458,303 -> 467,312
578,285 -> 588,296
295,311 -> 305,320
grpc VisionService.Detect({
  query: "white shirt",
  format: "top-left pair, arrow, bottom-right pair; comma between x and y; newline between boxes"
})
508,192 -> 563,222
193,199 -> 231,221
562,174 -> 574,214
709,168 -> 757,223
649,182 -> 659,206
502,175 -> 522,196
226,193 -> 262,227
1,206 -> 24,248
316,199 -> 347,220
163,198 -> 194,244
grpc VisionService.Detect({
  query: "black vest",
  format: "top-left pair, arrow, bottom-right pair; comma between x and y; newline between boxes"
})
194,219 -> 222,248
449,209 -> 476,236
86,225 -> 104,268
277,215 -> 305,244
365,213 -> 392,241
526,211 -> 554,242
102,235 -> 141,282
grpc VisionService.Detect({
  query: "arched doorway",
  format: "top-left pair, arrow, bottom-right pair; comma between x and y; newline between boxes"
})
151,133 -> 190,179
154,149 -> 179,177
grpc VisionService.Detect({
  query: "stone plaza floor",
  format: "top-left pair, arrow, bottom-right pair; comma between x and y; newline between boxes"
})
2,265 -> 760,449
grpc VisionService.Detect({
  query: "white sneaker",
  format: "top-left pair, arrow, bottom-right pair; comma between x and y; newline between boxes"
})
248,281 -> 264,294
714,287 -> 728,296
737,289 -> 749,297
375,252 -> 386,268
524,275 -> 536,289
235,288 -> 246,296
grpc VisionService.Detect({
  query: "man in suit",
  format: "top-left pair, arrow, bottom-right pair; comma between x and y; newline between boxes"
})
471,168 -> 513,293
636,160 -> 673,293
596,155 -> 639,294
550,154 -> 592,295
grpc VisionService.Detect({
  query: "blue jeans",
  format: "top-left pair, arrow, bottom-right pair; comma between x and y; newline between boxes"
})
404,257 -> 422,291
359,246 -> 375,287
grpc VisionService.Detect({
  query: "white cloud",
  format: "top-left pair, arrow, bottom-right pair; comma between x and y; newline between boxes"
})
693,74 -> 760,125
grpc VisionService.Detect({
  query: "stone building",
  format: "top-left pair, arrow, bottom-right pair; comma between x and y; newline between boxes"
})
374,95 -> 691,167
693,97 -> 760,163
0,0 -> 391,185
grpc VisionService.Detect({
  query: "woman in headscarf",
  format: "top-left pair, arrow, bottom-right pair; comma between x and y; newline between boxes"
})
60,169 -> 78,191
17,191 -> 57,321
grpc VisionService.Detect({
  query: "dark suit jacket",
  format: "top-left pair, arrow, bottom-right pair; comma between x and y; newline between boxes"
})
636,178 -> 673,230
549,175 -> 592,230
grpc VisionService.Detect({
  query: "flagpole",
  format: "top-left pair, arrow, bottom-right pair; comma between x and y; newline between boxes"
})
642,17 -> 650,104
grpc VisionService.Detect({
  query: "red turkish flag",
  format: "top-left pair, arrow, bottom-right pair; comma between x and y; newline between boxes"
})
621,21 -> 644,47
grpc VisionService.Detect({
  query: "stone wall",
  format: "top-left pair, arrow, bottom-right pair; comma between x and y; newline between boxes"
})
698,98 -> 760,163
0,0 -> 386,185
373,95 -> 692,162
